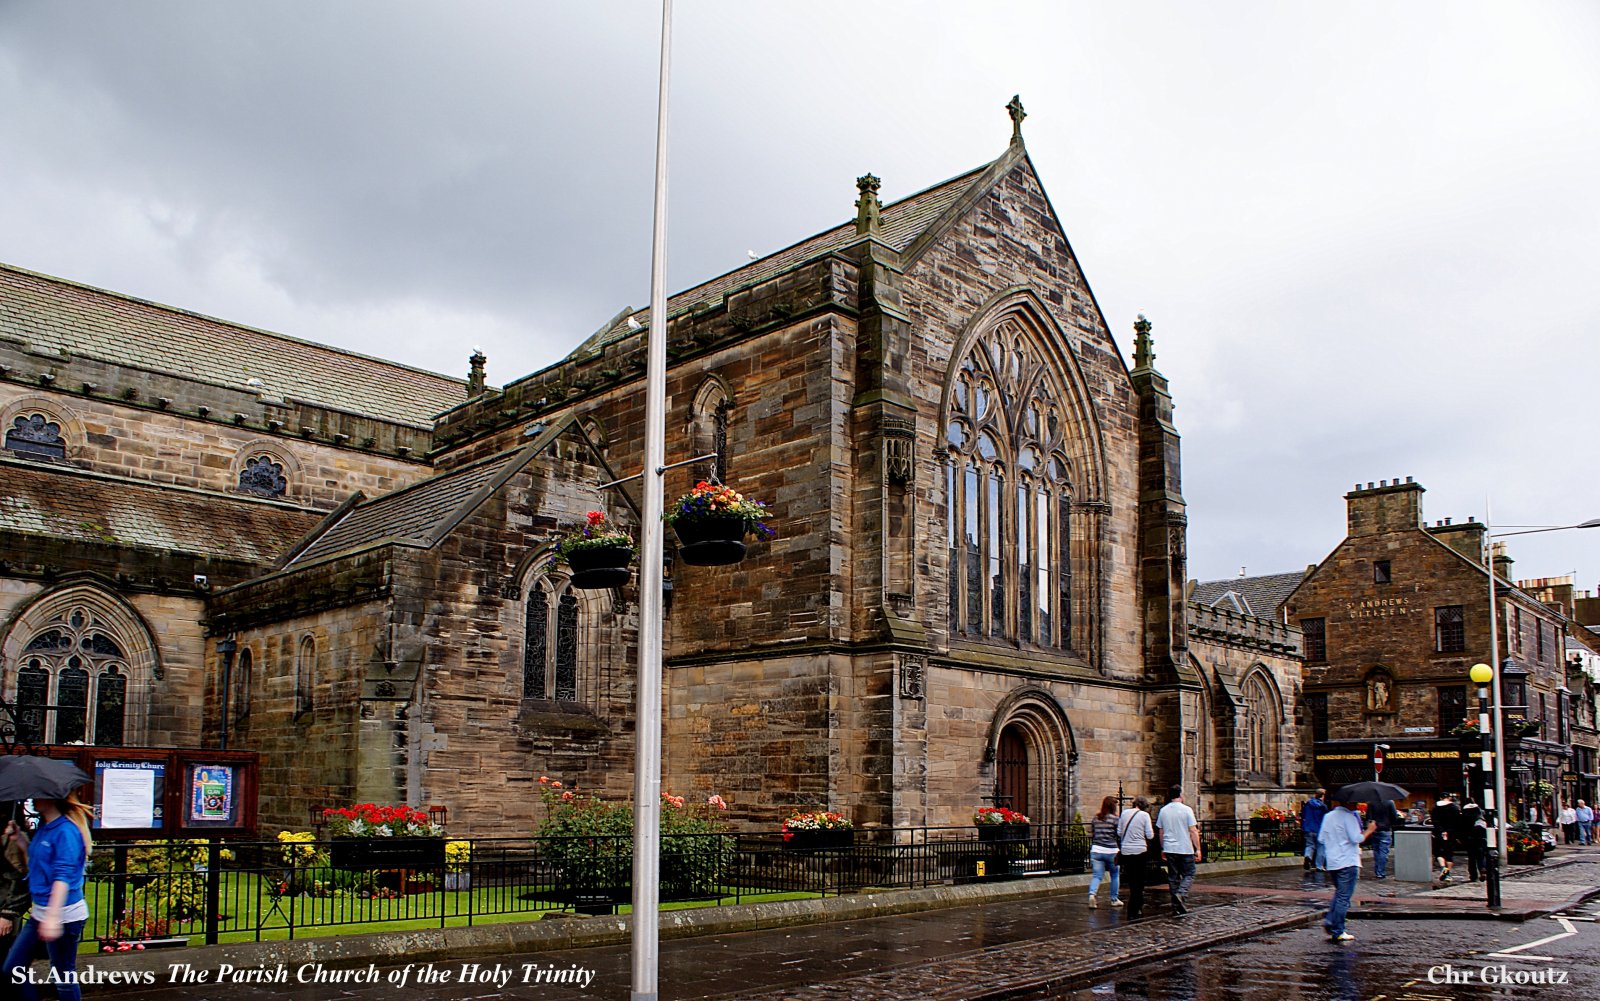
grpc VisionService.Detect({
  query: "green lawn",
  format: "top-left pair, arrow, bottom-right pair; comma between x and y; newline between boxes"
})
81,871 -> 821,954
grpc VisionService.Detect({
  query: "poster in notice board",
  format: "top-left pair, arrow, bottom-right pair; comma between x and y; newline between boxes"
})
94,760 -> 165,830
185,763 -> 242,827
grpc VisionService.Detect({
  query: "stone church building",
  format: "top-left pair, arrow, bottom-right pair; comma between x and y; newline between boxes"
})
0,108 -> 1291,835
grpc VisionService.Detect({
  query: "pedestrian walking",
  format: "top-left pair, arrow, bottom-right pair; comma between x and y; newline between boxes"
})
1300,788 -> 1328,871
1456,796 -> 1487,881
1087,795 -> 1123,909
1431,793 -> 1461,883
1368,797 -> 1398,880
3,792 -> 92,1001
1116,796 -> 1156,920
1318,796 -> 1375,944
1577,801 -> 1594,845
1156,784 -> 1201,915
1559,804 -> 1578,845
0,816 -> 30,965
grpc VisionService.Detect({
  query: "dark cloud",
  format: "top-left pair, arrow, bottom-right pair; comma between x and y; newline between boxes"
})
1,1 -> 1596,591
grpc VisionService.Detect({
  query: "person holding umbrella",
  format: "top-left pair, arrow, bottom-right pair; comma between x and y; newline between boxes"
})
1318,793 -> 1376,943
0,757 -> 93,1001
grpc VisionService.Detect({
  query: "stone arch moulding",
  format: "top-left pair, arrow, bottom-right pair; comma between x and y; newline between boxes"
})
0,394 -> 86,461
230,439 -> 303,500
685,375 -> 733,483
0,580 -> 164,743
982,684 -> 1078,825
938,286 -> 1109,501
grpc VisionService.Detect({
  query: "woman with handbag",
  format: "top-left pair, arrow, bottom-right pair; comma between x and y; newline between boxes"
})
1116,795 -> 1156,920
1087,796 -> 1123,908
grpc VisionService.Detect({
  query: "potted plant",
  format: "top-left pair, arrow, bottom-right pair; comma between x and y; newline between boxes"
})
665,481 -> 774,566
323,804 -> 446,871
443,839 -> 473,891
1506,831 -> 1545,866
781,809 -> 854,851
552,510 -> 635,589
1249,804 -> 1289,834
974,807 -> 1031,843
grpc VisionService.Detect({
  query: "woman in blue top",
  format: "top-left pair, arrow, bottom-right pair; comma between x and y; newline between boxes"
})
4,792 -> 92,1001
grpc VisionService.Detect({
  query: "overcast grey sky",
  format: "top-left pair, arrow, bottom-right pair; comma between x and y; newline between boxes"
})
2,2 -> 1597,601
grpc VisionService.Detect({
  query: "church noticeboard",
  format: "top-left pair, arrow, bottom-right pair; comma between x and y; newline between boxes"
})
47,746 -> 259,838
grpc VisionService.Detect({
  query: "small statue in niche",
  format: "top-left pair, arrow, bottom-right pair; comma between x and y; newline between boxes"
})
1368,676 -> 1392,712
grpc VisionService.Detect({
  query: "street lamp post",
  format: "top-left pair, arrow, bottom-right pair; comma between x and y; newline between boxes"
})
1471,662 -> 1502,909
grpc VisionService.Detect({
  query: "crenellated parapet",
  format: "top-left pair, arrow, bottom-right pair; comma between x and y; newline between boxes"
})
1186,600 -> 1302,656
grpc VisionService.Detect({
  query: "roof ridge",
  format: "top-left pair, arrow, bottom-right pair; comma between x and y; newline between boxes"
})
0,261 -> 472,388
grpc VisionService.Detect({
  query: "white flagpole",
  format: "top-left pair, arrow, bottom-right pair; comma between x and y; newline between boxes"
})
631,1 -> 672,998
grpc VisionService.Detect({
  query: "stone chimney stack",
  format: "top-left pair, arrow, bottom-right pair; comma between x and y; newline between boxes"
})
1492,541 -> 1514,583
1345,477 -> 1424,537
1428,516 -> 1487,565
467,349 -> 487,398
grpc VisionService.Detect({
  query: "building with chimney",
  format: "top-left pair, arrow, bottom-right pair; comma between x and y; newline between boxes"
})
0,104 -> 1208,833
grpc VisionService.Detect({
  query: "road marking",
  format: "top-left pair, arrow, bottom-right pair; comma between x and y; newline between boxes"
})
1485,916 -> 1578,960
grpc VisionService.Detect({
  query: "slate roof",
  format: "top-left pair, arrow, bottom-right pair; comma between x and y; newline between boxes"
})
1190,571 -> 1308,619
568,162 -> 993,357
0,263 -> 469,426
288,447 -> 532,567
0,459 -> 319,564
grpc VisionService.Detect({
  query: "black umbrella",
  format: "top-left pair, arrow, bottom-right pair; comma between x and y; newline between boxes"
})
1332,780 -> 1409,805
0,756 -> 91,801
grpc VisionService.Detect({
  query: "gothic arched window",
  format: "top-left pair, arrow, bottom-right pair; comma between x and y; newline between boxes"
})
295,635 -> 316,719
239,455 -> 288,498
8,607 -> 132,745
523,577 -> 584,704
945,320 -> 1073,648
1242,670 -> 1280,781
234,647 -> 253,727
6,413 -> 66,460
688,380 -> 731,484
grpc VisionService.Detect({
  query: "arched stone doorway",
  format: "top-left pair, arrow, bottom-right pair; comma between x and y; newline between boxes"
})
985,686 -> 1077,824
996,724 -> 1030,815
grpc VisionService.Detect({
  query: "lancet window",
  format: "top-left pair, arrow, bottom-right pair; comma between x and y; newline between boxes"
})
944,320 -> 1073,649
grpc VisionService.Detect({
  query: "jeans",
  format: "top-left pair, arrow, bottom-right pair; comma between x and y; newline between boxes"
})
1581,821 -> 1593,845
1372,829 -> 1393,878
1089,853 -> 1120,900
5,916 -> 86,1001
1166,852 -> 1197,901
1303,831 -> 1326,868
1323,865 -> 1359,938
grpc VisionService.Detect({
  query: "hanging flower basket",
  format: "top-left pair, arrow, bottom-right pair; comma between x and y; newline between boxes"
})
666,482 -> 774,567
552,511 -> 636,588
567,544 -> 634,589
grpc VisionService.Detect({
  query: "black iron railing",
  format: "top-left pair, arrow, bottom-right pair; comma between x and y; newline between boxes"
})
80,819 -> 1299,948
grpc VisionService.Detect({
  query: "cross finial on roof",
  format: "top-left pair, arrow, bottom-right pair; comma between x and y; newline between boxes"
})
1133,314 -> 1155,370
1006,95 -> 1026,144
855,173 -> 883,236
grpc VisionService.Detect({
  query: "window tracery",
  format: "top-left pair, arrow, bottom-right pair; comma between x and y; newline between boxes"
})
523,576 -> 583,704
9,605 -> 132,745
1241,670 -> 1280,781
6,412 -> 66,460
945,319 -> 1073,648
239,455 -> 288,498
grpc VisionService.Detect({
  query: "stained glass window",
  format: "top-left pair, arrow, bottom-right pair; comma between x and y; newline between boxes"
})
6,413 -> 65,459
523,578 -> 585,706
945,318 -> 1074,648
8,609 -> 131,744
523,585 -> 549,700
239,455 -> 287,497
